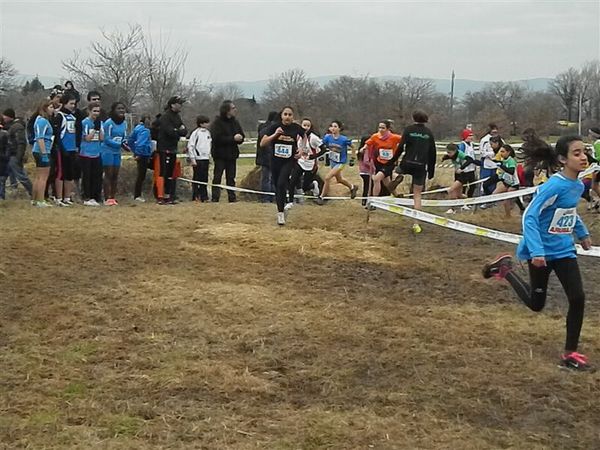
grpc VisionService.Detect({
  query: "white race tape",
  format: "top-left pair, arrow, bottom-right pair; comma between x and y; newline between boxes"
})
404,177 -> 490,197
386,186 -> 537,208
369,200 -> 600,258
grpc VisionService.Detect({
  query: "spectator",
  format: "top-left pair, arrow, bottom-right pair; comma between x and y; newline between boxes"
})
210,100 -> 244,203
479,123 -> 499,195
187,115 -> 212,202
157,96 -> 187,205
128,116 -> 153,202
256,111 -> 278,203
2,108 -> 33,198
64,80 -> 81,103
0,119 -> 8,200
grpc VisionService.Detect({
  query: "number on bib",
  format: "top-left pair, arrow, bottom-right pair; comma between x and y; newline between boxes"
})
66,121 -> 76,133
548,208 -> 576,234
329,151 -> 341,163
274,143 -> 292,158
113,136 -> 123,144
379,149 -> 393,161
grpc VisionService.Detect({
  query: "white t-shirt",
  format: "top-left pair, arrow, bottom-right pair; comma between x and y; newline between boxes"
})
297,133 -> 322,171
479,134 -> 498,169
461,141 -> 476,173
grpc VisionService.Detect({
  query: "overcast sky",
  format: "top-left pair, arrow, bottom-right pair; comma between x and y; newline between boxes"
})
1,0 -> 599,83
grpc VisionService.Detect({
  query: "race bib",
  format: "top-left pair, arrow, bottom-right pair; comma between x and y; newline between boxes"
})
66,120 -> 76,133
113,136 -> 123,144
329,151 -> 341,163
379,149 -> 393,161
548,208 -> 576,234
274,143 -> 292,158
91,130 -> 100,142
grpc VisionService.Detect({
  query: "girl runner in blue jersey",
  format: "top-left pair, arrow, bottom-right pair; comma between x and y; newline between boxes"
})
31,100 -> 56,207
316,120 -> 357,205
101,102 -> 129,205
483,135 -> 593,370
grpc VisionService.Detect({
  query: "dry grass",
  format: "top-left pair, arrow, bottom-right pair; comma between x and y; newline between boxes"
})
1,161 -> 600,449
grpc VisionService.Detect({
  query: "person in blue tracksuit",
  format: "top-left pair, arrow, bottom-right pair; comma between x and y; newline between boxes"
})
101,102 -> 129,205
31,100 -> 56,206
127,116 -> 152,201
56,91 -> 79,205
482,135 -> 593,370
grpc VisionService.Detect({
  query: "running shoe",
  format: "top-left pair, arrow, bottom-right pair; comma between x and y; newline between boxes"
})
89,199 -> 100,206
387,174 -> 404,192
104,199 -> 117,206
560,352 -> 590,371
445,208 -> 456,214
277,212 -> 285,226
412,223 -> 422,234
63,197 -> 74,205
284,202 -> 294,212
83,199 -> 97,206
56,199 -> 71,207
315,197 -> 324,206
312,180 -> 320,197
482,254 -> 513,279
34,200 -> 52,208
350,184 -> 358,199
461,205 -> 472,211
134,197 -> 146,203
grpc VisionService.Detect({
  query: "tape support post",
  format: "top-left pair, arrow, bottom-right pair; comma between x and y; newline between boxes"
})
369,200 -> 600,258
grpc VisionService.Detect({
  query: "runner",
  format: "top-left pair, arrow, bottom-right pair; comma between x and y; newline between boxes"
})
479,123 -> 499,195
441,142 -> 476,214
260,106 -> 306,225
490,144 -> 520,217
364,120 -> 402,197
287,117 -> 322,208
79,102 -> 103,206
316,120 -> 357,205
387,110 -> 437,232
589,127 -> 600,209
457,128 -> 478,201
483,135 -> 593,370
101,102 -> 129,206
31,100 -> 56,207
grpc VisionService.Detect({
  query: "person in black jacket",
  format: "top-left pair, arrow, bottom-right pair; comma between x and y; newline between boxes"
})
2,108 -> 33,197
210,100 -> 245,202
0,121 -> 9,200
157,96 -> 187,204
256,111 -> 278,203
388,110 -> 437,212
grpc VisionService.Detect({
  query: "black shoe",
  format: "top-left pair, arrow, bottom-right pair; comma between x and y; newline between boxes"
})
315,197 -> 324,206
350,185 -> 358,199
482,254 -> 513,279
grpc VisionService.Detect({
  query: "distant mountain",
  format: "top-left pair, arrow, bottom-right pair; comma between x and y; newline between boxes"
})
214,76 -> 553,100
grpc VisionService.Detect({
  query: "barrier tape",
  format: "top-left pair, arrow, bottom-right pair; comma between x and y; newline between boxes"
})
369,200 -> 600,258
404,177 -> 490,197
386,186 -> 537,207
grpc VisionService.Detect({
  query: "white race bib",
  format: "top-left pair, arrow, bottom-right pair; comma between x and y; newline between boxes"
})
329,151 -> 341,163
66,120 -> 76,133
91,130 -> 100,142
379,149 -> 393,161
548,208 -> 576,234
274,143 -> 292,158
113,136 -> 123,144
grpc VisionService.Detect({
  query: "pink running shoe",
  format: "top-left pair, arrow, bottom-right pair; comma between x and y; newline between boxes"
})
561,352 -> 590,371
482,254 -> 513,280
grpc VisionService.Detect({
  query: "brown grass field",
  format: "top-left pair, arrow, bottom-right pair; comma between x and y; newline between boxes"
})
1,161 -> 600,449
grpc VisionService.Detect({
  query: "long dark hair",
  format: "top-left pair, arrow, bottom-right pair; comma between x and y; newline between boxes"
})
109,102 -> 126,124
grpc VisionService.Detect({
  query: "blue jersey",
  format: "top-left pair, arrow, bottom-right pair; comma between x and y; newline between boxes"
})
32,116 -> 54,154
102,119 -> 127,154
80,118 -> 102,158
127,123 -> 152,157
59,111 -> 78,152
517,173 -> 589,261
323,134 -> 352,165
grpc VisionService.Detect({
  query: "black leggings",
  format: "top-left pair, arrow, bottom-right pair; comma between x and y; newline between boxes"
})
134,156 -> 150,199
271,158 -> 295,212
288,164 -> 315,203
192,160 -> 209,201
360,174 -> 370,206
159,151 -> 177,199
79,156 -> 102,202
505,258 -> 585,352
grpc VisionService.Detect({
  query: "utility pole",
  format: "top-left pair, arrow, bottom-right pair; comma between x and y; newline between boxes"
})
449,69 -> 455,128
578,89 -> 583,135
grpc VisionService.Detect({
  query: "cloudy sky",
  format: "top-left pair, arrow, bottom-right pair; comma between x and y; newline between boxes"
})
1,0 -> 599,83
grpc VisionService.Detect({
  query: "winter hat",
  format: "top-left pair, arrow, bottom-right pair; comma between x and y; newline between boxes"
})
167,95 -> 186,107
2,108 -> 16,119
461,129 -> 474,141
589,127 -> 600,139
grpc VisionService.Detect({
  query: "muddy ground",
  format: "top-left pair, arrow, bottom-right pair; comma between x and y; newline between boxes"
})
1,166 -> 599,449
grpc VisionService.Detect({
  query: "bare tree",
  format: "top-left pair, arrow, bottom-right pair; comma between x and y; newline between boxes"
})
0,57 -> 17,93
580,60 -> 600,121
549,68 -> 580,122
140,30 -> 189,112
262,68 -> 319,116
62,24 -> 146,107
